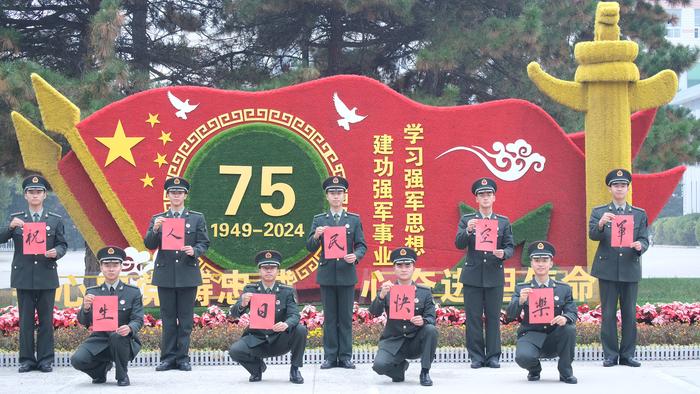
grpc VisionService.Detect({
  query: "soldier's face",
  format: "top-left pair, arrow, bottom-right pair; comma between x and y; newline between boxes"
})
394,262 -> 414,281
100,261 -> 122,282
530,256 -> 553,276
24,189 -> 46,207
259,265 -> 278,283
326,190 -> 345,208
475,191 -> 495,208
609,182 -> 629,201
167,190 -> 187,207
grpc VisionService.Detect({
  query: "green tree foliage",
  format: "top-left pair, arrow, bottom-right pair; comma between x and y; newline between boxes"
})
652,214 -> 700,245
634,106 -> 700,173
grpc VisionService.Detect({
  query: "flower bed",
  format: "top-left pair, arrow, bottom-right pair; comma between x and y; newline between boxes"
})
0,302 -> 698,351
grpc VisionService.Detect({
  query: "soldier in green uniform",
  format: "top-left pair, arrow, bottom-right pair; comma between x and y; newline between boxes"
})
507,241 -> 578,384
455,177 -> 514,368
306,176 -> 366,369
589,169 -> 648,368
229,250 -> 307,384
370,247 -> 437,386
0,175 -> 67,373
144,176 -> 210,371
71,246 -> 144,387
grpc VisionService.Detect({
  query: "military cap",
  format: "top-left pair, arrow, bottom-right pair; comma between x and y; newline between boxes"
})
605,168 -> 632,186
164,176 -> 190,192
96,246 -> 127,264
22,175 -> 49,192
528,240 -> 555,259
323,176 -> 348,192
255,250 -> 282,268
390,247 -> 417,265
472,177 -> 497,195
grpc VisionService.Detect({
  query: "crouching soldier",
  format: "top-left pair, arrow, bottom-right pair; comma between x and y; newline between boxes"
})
229,250 -> 307,384
71,246 -> 144,386
371,247 -> 437,386
507,241 -> 578,384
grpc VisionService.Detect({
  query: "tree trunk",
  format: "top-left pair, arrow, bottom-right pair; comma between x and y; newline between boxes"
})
130,0 -> 149,74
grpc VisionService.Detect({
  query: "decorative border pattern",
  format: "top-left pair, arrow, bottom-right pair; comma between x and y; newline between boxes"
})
162,108 -> 345,282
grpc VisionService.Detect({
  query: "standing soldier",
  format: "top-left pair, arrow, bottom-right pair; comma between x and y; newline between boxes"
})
144,176 -> 210,371
306,176 -> 367,369
589,169 -> 648,368
0,175 -> 67,373
455,177 -> 514,369
71,246 -> 144,386
229,250 -> 307,384
371,247 -> 437,386
507,241 -> 578,384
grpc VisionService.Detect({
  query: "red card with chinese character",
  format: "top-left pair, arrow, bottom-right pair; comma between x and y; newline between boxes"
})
528,287 -> 554,324
323,226 -> 347,259
249,294 -> 276,329
475,219 -> 497,252
92,296 -> 118,331
162,218 -> 185,250
22,222 -> 47,255
389,285 -> 415,320
611,215 -> 634,248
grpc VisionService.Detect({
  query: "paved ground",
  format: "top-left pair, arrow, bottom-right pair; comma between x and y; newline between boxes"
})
1,360 -> 699,393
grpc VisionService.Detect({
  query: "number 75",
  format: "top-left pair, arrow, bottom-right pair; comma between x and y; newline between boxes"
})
219,165 -> 295,217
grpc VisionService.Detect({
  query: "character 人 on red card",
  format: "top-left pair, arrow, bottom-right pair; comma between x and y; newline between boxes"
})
323,226 -> 347,259
92,296 -> 119,331
528,287 -> 554,324
475,219 -> 497,252
389,285 -> 415,320
22,222 -> 47,255
162,218 -> 185,250
611,215 -> 634,248
249,294 -> 276,329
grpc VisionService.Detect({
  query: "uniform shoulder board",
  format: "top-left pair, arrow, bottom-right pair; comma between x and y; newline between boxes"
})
188,210 -> 203,215
631,206 -> 646,213
86,285 -> 101,291
10,211 -> 24,217
416,284 -> 433,292
122,283 -> 140,290
314,212 -> 326,218
244,283 -> 257,291
516,281 -> 530,287
495,214 -> 509,220
48,212 -> 62,218
152,211 -> 167,219
278,283 -> 293,289
346,211 -> 360,217
462,212 -> 476,218
593,204 -> 608,210
553,279 -> 571,287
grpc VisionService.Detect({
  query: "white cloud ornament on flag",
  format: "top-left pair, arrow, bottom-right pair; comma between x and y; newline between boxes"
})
436,138 -> 546,181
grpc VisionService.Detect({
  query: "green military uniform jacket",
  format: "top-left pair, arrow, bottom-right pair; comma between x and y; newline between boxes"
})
506,279 -> 577,347
306,210 -> 367,286
588,203 -> 649,282
76,280 -> 144,357
144,209 -> 210,287
369,283 -> 436,355
0,210 -> 67,289
455,212 -> 514,287
230,281 -> 301,347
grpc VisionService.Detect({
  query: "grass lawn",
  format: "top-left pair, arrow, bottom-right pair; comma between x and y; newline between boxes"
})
637,278 -> 700,304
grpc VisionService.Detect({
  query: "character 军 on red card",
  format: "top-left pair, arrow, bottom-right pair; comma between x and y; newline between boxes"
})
611,215 -> 634,248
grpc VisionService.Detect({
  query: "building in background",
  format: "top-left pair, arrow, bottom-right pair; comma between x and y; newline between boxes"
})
666,1 -> 700,117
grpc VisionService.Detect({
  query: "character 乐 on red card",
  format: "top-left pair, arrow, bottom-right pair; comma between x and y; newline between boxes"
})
528,287 -> 554,324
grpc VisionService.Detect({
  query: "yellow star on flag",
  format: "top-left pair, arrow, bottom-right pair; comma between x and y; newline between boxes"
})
146,113 -> 160,128
140,173 -> 155,188
158,130 -> 173,146
154,153 -> 168,168
96,121 -> 144,166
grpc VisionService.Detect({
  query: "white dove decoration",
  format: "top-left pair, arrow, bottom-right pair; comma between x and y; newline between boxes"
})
333,92 -> 366,131
167,91 -> 199,120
